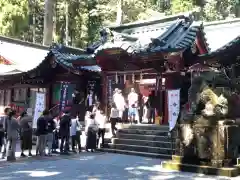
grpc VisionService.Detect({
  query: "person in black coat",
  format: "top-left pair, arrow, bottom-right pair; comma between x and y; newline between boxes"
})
19,111 -> 33,157
59,110 -> 71,154
147,90 -> 155,124
36,110 -> 49,156
46,115 -> 56,156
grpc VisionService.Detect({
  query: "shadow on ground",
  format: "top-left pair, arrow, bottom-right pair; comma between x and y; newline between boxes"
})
0,153 -> 236,180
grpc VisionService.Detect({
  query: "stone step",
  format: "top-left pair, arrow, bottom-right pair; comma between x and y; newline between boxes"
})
112,138 -> 175,148
98,148 -> 172,159
109,143 -> 175,154
126,124 -> 169,131
118,128 -> 170,136
116,132 -> 174,142
103,138 -> 112,144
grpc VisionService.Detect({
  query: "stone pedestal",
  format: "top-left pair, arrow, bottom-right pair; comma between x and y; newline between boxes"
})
162,119 -> 240,177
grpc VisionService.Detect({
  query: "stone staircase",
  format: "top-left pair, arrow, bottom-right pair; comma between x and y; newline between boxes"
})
99,124 -> 175,159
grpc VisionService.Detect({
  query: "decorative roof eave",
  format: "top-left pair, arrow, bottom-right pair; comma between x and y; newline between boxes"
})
149,19 -> 191,50
197,24 -> 210,53
198,36 -> 240,60
50,45 -> 100,73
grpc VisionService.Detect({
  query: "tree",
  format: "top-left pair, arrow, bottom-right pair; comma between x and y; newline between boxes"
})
43,0 -> 54,46
202,0 -> 237,21
170,0 -> 195,14
0,0 -> 238,48
116,0 -> 123,25
0,0 -> 30,40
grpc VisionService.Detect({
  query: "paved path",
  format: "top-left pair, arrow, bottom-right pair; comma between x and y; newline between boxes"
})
0,152 -> 237,180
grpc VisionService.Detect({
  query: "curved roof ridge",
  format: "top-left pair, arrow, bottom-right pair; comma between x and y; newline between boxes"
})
0,35 -> 48,50
108,13 -> 194,31
203,18 -> 240,27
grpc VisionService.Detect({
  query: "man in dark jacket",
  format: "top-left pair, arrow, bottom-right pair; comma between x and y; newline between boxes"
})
46,114 -> 56,156
36,110 -> 49,156
19,111 -> 33,157
59,110 -> 71,154
148,90 -> 155,124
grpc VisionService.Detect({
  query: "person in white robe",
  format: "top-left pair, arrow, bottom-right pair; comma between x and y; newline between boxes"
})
96,111 -> 107,148
142,95 -> 149,123
127,88 -> 139,123
113,89 -> 125,121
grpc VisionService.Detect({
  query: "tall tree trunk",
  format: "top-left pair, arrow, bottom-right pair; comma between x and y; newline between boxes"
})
32,7 -> 36,43
29,0 -> 36,43
236,4 -> 240,17
53,0 -> 57,42
65,0 -> 69,46
43,0 -> 54,46
116,0 -> 123,25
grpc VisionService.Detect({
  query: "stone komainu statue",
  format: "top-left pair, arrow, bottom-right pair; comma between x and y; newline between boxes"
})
176,75 -> 240,167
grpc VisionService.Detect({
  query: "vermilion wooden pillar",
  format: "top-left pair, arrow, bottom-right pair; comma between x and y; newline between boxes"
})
101,72 -> 107,114
44,86 -> 49,109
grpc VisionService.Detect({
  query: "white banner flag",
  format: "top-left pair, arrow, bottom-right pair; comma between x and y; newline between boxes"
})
33,93 -> 46,129
167,89 -> 180,131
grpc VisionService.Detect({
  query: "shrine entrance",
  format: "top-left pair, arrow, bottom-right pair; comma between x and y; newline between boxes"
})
105,69 -> 162,124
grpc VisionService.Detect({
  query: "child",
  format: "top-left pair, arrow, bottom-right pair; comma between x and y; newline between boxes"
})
110,103 -> 119,137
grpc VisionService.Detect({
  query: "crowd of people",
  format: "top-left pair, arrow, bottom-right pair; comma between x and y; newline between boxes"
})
0,104 -> 108,161
0,86 -> 157,162
112,87 -> 156,125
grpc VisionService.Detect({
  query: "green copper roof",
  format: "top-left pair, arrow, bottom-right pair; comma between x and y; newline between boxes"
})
49,44 -> 99,72
72,14 -> 208,64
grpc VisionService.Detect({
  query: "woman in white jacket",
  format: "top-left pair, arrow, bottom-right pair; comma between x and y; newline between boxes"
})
85,112 -> 98,152
70,115 -> 82,153
96,110 -> 107,148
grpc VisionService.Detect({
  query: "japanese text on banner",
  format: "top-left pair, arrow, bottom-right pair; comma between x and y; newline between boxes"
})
33,93 -> 45,129
167,89 -> 180,131
59,82 -> 69,112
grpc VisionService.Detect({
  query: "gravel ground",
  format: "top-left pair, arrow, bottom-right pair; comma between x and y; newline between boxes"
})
0,152 -> 238,180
